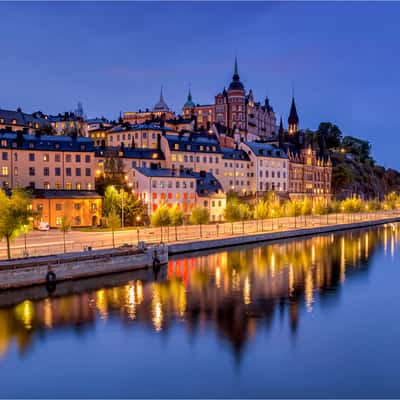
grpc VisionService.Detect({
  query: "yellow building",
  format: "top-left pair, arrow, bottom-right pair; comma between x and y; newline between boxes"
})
32,190 -> 102,228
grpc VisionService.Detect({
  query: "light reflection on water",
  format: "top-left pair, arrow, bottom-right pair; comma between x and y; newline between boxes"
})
0,224 -> 399,397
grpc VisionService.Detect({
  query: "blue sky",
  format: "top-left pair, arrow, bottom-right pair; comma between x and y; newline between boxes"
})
0,2 -> 399,168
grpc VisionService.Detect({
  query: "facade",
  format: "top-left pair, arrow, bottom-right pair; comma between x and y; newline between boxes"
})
32,190 -> 102,228
50,112 -> 88,137
239,141 -> 289,195
0,132 -> 96,190
132,166 -> 226,221
107,123 -> 175,149
182,59 -> 277,140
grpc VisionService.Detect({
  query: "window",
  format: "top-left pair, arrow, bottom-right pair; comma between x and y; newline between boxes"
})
76,168 -> 81,176
55,182 -> 61,190
66,154 -> 72,162
55,154 -> 61,162
43,167 -> 49,176
29,153 -> 35,162
76,155 -> 81,163
203,200 -> 208,207
66,182 -> 72,190
85,155 -> 91,163
91,203 -> 97,212
74,203 -> 81,210
56,216 -> 62,226
74,216 -> 81,225
1,166 -> 8,176
152,180 -> 157,189
36,203 -> 43,213
44,182 -> 50,190
85,168 -> 91,177
2,152 -> 7,161
176,181 -> 180,188
29,167 -> 35,176
66,168 -> 71,176
87,183 -> 92,190
55,167 -> 61,176
14,167 -> 18,176
43,154 -> 49,162
13,153 -> 17,162
76,183 -> 81,190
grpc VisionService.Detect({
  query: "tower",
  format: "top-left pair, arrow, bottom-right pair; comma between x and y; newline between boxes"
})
227,57 -> 246,131
288,97 -> 299,135
278,116 -> 285,148
153,86 -> 170,112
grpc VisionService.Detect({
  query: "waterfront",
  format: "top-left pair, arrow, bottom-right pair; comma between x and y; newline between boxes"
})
0,225 -> 400,397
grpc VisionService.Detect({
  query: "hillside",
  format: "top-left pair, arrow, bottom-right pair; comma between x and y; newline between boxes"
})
305,123 -> 400,200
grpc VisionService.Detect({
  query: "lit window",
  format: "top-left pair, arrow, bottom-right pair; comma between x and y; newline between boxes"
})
1,166 -> 8,176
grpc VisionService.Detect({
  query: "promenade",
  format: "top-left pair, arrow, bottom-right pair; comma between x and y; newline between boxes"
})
1,210 -> 399,260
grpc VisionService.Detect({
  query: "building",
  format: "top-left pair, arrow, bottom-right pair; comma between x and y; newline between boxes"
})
182,58 -> 277,140
0,132 -> 96,191
0,108 -> 50,133
107,123 -> 175,149
239,141 -> 289,195
49,112 -> 88,137
161,131 -> 224,181
123,88 -> 175,124
220,147 -> 253,195
132,165 -> 226,221
32,190 -> 102,228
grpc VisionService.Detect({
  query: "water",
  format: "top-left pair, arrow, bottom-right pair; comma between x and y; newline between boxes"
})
0,225 -> 400,398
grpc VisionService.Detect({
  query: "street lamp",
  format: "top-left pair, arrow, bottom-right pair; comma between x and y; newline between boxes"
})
136,215 -> 141,246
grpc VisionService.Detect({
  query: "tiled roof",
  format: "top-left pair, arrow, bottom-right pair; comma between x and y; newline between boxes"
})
0,131 -> 95,152
0,109 -> 49,127
221,148 -> 251,161
134,167 -> 223,196
165,133 -> 222,153
243,141 -> 288,158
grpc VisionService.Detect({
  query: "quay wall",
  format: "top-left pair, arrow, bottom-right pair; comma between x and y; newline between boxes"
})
168,217 -> 400,255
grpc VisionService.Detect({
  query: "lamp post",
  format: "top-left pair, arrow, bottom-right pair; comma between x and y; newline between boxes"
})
23,224 -> 28,257
136,215 -> 141,245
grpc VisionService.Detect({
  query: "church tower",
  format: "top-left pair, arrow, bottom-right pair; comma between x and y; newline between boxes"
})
288,97 -> 299,135
227,57 -> 246,131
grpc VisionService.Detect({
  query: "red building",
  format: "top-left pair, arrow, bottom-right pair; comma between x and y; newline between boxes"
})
182,58 -> 277,140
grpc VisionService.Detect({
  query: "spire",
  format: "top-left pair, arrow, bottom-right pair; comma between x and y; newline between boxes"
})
228,57 -> 244,91
278,116 -> 285,148
183,86 -> 195,108
233,56 -> 239,80
288,96 -> 299,134
153,85 -> 170,112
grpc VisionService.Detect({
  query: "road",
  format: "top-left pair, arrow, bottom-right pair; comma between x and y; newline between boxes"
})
0,211 -> 397,259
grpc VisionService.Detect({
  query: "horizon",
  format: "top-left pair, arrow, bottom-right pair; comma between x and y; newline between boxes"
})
0,2 -> 399,168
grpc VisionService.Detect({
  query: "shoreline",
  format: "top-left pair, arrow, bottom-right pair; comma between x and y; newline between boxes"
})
168,216 -> 400,255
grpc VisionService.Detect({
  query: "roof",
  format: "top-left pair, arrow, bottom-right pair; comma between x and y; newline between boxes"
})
153,87 -> 170,112
165,133 -> 222,153
135,167 -> 223,196
183,89 -> 195,108
0,109 -> 49,128
109,123 -> 174,133
33,190 -> 102,199
228,57 -> 244,91
288,97 -> 299,125
0,131 -> 95,152
106,147 -> 165,160
221,148 -> 251,161
243,141 -> 288,158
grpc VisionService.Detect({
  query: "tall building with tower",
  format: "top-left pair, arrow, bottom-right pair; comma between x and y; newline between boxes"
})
182,58 -> 277,140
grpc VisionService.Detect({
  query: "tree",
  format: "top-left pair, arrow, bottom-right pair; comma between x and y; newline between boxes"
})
151,203 -> 171,242
190,207 -> 210,238
107,209 -> 120,248
315,122 -> 342,149
169,204 -> 184,241
255,200 -> 268,231
287,199 -> 302,228
96,155 -> 126,194
0,189 -> 34,259
59,216 -> 72,253
224,198 -> 241,234
301,197 -> 313,226
238,203 -> 252,234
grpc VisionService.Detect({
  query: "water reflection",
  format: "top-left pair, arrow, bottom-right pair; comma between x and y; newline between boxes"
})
0,224 -> 398,362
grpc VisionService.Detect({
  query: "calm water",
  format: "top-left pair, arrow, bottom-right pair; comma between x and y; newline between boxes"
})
1,225 -> 400,398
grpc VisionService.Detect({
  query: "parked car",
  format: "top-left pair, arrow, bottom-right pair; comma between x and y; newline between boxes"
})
38,222 -> 50,231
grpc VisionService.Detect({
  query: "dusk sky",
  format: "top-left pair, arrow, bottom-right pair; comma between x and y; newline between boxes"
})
0,2 -> 398,168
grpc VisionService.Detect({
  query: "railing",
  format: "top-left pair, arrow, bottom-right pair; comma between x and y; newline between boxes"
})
1,210 -> 399,260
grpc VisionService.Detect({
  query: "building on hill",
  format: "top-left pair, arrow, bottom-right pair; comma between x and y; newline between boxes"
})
182,58 -> 277,141
0,108 -> 50,133
132,165 -> 226,221
123,87 -> 175,124
239,141 -> 289,195
49,111 -> 88,137
0,132 -> 96,191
